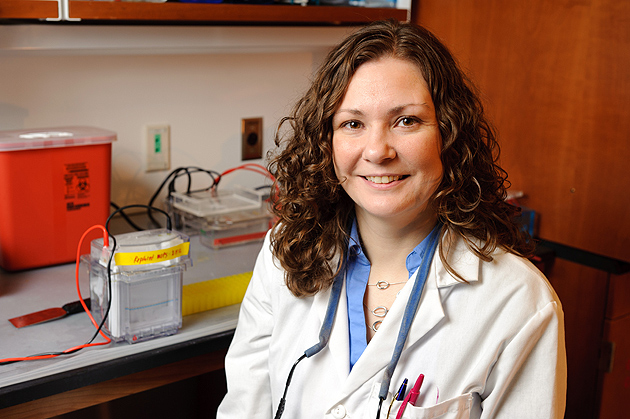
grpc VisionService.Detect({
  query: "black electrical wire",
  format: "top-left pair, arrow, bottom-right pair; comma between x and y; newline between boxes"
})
110,202 -> 144,232
146,167 -> 220,228
107,204 -> 172,232
85,233 -> 116,347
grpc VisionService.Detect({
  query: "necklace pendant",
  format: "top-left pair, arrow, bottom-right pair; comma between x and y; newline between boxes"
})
371,306 -> 388,317
376,280 -> 390,290
371,320 -> 382,332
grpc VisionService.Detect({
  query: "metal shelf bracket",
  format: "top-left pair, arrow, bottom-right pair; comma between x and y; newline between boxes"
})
47,0 -> 81,22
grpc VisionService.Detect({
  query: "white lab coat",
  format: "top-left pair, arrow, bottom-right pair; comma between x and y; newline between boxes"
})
217,231 -> 567,419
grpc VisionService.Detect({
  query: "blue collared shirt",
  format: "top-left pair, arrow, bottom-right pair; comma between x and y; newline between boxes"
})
345,219 -> 434,370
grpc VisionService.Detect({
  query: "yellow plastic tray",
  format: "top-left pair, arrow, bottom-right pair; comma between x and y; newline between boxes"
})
182,271 -> 252,316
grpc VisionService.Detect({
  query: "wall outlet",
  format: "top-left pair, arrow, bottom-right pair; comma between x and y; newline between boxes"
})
145,124 -> 170,172
241,117 -> 263,161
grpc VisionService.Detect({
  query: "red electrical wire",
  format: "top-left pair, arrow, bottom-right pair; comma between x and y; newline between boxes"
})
215,163 -> 273,183
213,163 -> 277,196
0,225 -> 112,365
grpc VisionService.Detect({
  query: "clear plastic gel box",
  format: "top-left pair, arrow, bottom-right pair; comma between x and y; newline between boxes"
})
200,206 -> 274,249
170,186 -> 264,218
82,229 -> 192,344
169,186 -> 274,248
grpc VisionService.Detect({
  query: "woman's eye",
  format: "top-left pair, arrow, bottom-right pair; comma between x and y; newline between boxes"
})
397,117 -> 418,127
342,120 -> 362,130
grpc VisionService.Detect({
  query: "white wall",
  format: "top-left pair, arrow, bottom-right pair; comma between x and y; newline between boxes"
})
0,48 -> 323,209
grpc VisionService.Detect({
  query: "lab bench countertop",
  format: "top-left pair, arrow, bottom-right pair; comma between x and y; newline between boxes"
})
0,234 -> 262,411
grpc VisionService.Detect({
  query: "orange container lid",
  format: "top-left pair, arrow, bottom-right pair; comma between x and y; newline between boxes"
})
0,126 -> 116,152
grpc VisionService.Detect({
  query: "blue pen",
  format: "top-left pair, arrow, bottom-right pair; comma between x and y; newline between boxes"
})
386,378 -> 408,419
396,378 -> 408,401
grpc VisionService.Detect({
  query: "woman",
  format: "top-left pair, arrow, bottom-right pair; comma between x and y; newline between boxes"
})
217,20 -> 566,419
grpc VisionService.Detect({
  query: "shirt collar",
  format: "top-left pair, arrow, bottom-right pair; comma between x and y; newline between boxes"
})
406,236 -> 430,278
348,219 -> 367,261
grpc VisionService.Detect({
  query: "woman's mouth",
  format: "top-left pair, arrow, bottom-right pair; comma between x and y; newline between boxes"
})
364,175 -> 406,184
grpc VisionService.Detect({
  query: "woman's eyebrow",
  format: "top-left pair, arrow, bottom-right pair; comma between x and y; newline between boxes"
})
334,108 -> 364,117
334,103 -> 432,119
387,103 -> 432,116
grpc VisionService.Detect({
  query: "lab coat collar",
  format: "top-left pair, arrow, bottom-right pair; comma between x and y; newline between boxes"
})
435,230 -> 482,288
324,231 -> 482,403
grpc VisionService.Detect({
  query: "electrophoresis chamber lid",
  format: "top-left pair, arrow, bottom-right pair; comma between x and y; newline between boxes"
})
91,229 -> 192,273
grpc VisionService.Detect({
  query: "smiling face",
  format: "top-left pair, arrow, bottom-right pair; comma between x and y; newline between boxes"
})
332,57 -> 443,229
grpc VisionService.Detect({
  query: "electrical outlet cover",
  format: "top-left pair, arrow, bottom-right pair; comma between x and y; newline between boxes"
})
241,118 -> 263,161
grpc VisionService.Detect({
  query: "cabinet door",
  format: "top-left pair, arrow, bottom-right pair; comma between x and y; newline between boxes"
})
548,259 -> 608,419
599,272 -> 630,419
599,315 -> 630,419
0,1 -> 59,19
0,1 -> 408,24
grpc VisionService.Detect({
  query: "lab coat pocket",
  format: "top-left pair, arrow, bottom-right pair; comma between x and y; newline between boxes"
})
393,392 -> 473,419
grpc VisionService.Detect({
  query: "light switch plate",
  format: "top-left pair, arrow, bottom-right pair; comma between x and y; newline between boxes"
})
145,124 -> 170,172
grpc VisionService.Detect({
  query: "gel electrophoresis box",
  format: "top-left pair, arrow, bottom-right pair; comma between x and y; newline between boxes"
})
83,229 -> 191,344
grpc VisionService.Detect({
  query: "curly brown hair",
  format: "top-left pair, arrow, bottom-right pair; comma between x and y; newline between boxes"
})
268,20 -> 533,297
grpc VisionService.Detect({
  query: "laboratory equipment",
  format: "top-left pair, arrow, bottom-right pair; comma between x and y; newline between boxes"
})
0,126 -> 115,271
169,186 -> 274,248
82,228 -> 191,344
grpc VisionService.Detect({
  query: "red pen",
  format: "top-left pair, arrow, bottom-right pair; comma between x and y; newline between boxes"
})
395,373 -> 424,419
408,373 -> 424,405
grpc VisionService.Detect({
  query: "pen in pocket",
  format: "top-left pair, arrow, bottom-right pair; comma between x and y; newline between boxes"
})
396,378 -> 408,400
395,373 -> 424,419
408,373 -> 424,406
386,378 -> 408,419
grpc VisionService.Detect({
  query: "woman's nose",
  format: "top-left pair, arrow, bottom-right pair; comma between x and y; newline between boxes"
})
361,127 -> 396,163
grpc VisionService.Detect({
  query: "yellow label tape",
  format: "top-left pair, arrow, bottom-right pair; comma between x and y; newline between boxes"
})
114,242 -> 190,266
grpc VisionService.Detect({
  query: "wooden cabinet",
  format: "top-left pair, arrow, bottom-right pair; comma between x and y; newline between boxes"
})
0,1 -> 408,24
547,259 -> 609,419
412,0 -> 630,263
599,272 -> 630,419
412,0 -> 630,417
